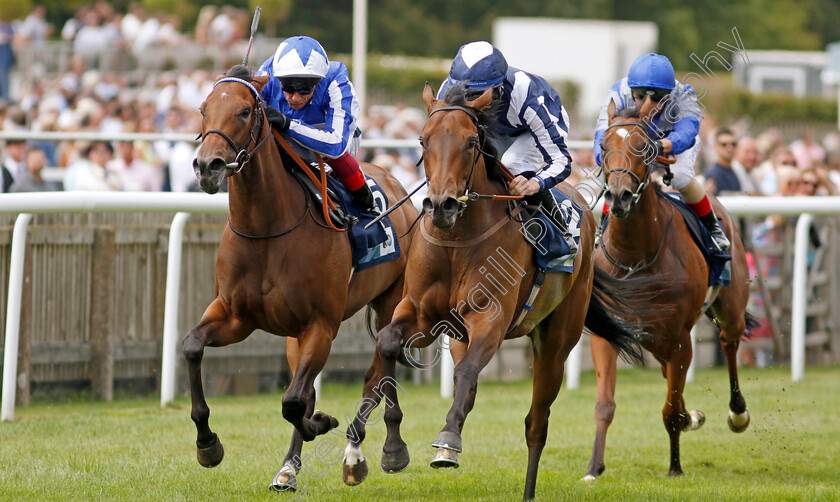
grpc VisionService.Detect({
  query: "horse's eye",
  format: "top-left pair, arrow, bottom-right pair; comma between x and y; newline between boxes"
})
241,107 -> 251,118
418,137 -> 425,148
468,136 -> 478,148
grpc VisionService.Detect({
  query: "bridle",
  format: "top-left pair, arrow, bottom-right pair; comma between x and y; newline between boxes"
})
599,120 -> 676,277
426,105 -> 500,212
197,77 -> 273,173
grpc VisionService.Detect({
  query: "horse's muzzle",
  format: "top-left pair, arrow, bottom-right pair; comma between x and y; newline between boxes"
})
422,196 -> 460,230
193,155 -> 229,194
604,188 -> 634,218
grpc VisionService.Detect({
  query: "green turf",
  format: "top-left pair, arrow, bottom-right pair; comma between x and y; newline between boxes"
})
1,365 -> 838,501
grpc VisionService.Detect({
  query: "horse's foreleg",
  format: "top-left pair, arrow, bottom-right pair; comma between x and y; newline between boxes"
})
282,323 -> 339,442
271,338 -> 306,493
430,319 -> 503,469
582,334 -> 619,482
663,342 -> 692,477
182,300 -> 249,468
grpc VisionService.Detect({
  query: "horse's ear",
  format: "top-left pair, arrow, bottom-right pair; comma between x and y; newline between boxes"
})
607,100 -> 618,124
639,96 -> 657,124
423,82 -> 437,114
251,75 -> 269,93
466,86 -> 493,111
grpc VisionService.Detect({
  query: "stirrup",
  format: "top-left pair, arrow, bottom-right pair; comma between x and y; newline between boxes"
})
709,225 -> 731,252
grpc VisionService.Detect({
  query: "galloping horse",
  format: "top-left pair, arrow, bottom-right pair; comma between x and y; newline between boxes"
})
339,83 -> 659,501
583,98 -> 754,480
187,65 -> 417,489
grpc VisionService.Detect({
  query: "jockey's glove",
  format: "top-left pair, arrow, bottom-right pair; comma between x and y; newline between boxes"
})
653,139 -> 664,157
265,106 -> 291,132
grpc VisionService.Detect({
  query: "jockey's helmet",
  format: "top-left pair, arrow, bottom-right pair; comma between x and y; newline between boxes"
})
272,36 -> 328,94
448,41 -> 508,94
627,53 -> 675,91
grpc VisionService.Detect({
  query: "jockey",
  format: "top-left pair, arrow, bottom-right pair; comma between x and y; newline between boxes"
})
593,53 -> 730,252
437,41 -> 575,244
256,35 -> 378,215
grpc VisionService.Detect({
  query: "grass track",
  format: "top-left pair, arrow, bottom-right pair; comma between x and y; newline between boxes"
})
1,365 -> 838,501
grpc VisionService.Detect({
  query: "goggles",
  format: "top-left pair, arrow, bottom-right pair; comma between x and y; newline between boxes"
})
631,87 -> 670,103
279,77 -> 322,96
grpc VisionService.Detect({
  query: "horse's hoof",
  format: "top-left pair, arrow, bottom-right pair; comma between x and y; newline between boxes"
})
343,456 -> 369,485
430,447 -> 459,469
580,474 -> 597,482
728,409 -> 750,433
431,431 -> 462,453
312,410 -> 340,433
668,469 -> 684,477
196,434 -> 224,468
270,465 -> 297,492
381,444 -> 410,473
685,409 -> 706,431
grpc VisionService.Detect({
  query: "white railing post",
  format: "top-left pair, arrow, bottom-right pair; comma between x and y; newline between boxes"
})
566,337 -> 582,389
687,325 -> 697,383
2,213 -> 33,422
440,337 -> 454,398
160,212 -> 192,407
791,213 -> 813,382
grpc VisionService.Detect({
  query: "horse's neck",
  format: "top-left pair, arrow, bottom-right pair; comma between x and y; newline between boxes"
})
606,187 -> 669,259
227,143 -> 302,233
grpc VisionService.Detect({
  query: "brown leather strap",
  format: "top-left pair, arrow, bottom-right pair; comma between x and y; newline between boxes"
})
272,130 -> 338,212
420,204 -> 525,248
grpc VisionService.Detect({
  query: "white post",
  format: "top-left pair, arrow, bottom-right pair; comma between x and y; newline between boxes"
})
565,337 -> 582,389
440,337 -> 454,398
314,373 -> 322,402
352,0 -> 368,117
686,325 -> 696,383
160,212 -> 191,407
791,213 -> 813,382
2,213 -> 33,422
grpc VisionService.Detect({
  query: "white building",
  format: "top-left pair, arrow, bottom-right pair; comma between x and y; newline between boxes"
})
493,17 -> 658,129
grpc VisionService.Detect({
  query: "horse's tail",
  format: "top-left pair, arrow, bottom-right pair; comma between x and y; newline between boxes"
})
585,266 -> 664,364
365,305 -> 414,367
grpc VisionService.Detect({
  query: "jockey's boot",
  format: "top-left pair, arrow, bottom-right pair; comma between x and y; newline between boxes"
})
532,189 -> 578,254
699,207 -> 730,253
350,183 -> 380,216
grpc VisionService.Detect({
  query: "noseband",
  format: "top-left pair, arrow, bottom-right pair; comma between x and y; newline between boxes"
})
197,77 -> 272,173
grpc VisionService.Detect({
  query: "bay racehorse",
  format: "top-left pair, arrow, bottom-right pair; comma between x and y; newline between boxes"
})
339,83 -> 660,501
583,98 -> 755,480
188,65 -> 417,490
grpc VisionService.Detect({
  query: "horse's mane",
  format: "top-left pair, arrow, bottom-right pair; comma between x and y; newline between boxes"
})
225,64 -> 254,81
618,107 -> 641,119
441,82 -> 507,185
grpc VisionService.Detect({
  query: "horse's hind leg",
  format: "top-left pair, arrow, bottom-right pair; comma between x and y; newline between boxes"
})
182,299 -> 251,468
582,334 -> 618,481
714,301 -> 750,433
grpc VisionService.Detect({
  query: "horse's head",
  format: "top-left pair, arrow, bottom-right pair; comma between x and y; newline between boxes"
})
419,82 -> 495,230
194,65 -> 270,194
600,98 -> 662,218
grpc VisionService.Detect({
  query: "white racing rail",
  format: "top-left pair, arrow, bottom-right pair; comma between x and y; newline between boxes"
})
2,192 -> 840,419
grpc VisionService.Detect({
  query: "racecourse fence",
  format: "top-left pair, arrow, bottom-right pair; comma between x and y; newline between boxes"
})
1,207 -> 838,409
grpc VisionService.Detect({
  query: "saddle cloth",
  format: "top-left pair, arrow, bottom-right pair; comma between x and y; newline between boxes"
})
278,138 -> 400,272
599,190 -> 731,287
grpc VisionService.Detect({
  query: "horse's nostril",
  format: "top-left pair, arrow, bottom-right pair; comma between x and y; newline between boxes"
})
422,198 -> 434,213
604,191 -> 614,204
619,190 -> 634,206
442,197 -> 459,213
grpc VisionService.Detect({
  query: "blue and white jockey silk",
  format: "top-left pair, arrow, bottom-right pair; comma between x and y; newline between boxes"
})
256,58 -> 361,159
437,68 -> 573,192
593,77 -> 703,167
